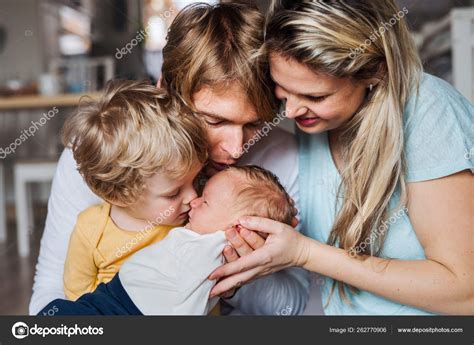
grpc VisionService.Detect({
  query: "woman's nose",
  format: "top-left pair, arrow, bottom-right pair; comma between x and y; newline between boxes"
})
285,96 -> 307,119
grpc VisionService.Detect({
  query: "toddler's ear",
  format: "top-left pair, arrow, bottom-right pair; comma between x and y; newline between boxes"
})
107,199 -> 128,207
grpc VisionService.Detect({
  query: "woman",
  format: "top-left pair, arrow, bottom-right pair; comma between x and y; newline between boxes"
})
210,0 -> 473,315
29,2 -> 309,315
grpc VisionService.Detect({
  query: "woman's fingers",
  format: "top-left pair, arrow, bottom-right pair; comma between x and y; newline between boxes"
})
222,245 -> 239,263
238,216 -> 286,234
209,266 -> 262,298
209,249 -> 267,280
238,226 -> 265,250
225,228 -> 253,257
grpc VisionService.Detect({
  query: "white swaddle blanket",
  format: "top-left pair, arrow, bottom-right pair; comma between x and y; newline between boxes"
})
119,227 -> 227,315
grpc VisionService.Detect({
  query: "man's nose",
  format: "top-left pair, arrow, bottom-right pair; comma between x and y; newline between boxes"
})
221,127 -> 244,160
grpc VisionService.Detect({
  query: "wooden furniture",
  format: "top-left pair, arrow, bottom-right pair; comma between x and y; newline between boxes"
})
14,161 -> 57,257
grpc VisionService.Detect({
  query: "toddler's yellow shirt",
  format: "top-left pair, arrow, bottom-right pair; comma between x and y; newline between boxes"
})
63,203 -> 174,301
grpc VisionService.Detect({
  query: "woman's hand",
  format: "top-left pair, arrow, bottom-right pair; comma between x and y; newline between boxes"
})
209,216 -> 310,297
214,224 -> 267,298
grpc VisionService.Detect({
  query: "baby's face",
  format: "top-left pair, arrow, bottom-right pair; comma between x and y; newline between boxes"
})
187,170 -> 241,234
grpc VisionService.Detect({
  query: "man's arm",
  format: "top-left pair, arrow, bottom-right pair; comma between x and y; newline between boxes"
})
29,149 -> 100,314
223,267 -> 310,315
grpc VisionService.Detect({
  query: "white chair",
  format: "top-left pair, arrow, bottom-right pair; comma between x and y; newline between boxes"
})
0,162 -> 6,242
452,8 -> 474,103
14,161 -> 57,257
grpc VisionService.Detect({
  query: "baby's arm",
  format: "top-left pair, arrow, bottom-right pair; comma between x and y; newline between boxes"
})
63,222 -> 98,300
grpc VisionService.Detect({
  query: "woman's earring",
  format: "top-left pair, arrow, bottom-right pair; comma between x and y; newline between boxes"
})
369,84 -> 373,92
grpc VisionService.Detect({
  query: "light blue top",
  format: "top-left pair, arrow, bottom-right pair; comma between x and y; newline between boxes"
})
298,73 -> 473,315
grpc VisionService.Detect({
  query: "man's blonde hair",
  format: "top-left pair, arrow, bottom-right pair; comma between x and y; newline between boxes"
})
161,2 -> 276,122
62,80 -> 208,205
228,165 -> 293,225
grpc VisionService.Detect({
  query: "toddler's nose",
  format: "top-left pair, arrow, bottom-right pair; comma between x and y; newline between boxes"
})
190,197 -> 201,208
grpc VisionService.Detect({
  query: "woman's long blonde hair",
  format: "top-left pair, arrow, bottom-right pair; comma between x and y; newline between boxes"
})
264,0 -> 422,302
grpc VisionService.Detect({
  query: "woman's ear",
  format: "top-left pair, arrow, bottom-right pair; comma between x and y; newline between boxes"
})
156,75 -> 163,88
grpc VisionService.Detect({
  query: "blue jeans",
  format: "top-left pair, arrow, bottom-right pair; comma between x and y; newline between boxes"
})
38,274 -> 142,315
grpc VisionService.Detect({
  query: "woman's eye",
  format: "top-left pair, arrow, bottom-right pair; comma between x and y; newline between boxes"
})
306,95 -> 327,102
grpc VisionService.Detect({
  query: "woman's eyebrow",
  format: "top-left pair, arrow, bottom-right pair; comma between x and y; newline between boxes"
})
270,73 -> 331,97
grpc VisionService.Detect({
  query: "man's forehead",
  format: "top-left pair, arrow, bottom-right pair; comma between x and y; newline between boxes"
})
193,84 -> 259,124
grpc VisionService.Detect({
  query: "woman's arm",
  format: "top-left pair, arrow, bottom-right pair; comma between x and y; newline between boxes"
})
211,170 -> 473,315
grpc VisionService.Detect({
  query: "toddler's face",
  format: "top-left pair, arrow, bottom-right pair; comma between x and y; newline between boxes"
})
125,162 -> 202,227
187,170 -> 242,234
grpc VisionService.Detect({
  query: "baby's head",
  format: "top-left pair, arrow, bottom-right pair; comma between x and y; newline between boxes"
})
62,80 -> 208,226
187,165 -> 293,234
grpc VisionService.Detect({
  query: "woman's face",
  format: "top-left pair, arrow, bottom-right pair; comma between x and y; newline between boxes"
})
193,82 -> 263,176
269,53 -> 369,134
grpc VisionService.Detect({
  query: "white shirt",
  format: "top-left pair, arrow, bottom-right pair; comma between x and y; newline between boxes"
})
29,127 -> 309,315
119,228 -> 227,315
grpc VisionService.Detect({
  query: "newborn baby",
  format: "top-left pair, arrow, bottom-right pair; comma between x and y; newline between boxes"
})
38,165 -> 293,315
119,165 -> 294,315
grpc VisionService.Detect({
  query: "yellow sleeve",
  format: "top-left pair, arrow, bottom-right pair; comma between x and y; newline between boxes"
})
63,216 -> 99,301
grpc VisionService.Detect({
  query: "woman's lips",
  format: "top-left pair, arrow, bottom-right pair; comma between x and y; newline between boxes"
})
295,116 -> 320,127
